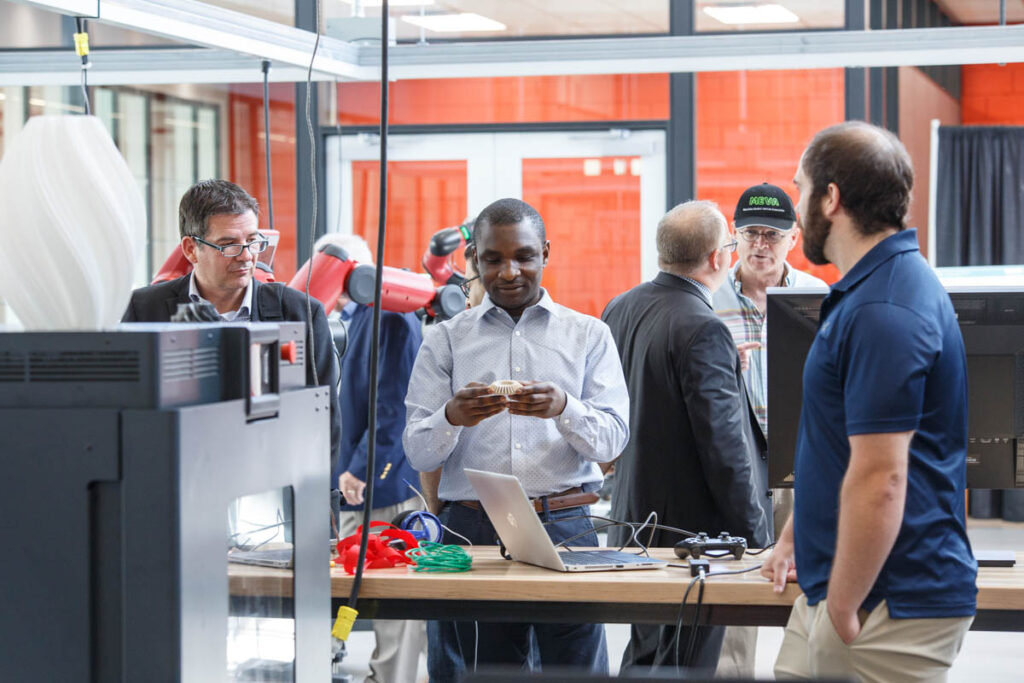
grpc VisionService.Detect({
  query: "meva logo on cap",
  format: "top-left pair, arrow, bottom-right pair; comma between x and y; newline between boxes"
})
734,182 -> 797,231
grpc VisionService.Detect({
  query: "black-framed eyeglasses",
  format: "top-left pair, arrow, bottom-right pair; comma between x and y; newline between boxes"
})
459,274 -> 480,297
738,227 -> 786,245
192,235 -> 269,258
718,239 -> 739,254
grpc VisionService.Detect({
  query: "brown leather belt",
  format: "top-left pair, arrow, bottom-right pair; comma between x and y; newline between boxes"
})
454,486 -> 598,514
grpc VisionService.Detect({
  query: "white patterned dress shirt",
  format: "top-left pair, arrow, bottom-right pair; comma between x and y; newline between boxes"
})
403,289 -> 630,501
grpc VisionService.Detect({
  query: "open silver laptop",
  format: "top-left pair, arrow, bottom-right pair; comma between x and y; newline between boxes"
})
465,469 -> 667,572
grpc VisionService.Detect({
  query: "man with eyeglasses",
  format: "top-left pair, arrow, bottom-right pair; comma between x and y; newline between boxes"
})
121,179 -> 340,474
714,183 -> 826,448
711,183 -> 825,677
602,200 -> 770,674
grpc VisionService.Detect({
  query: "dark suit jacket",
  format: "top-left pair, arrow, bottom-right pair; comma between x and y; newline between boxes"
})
336,305 -> 422,510
121,275 -> 341,475
602,272 -> 771,548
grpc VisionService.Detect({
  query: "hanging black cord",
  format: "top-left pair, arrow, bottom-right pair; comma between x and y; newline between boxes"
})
303,2 -> 323,387
347,0 -> 389,611
261,60 -> 275,234
74,17 -> 91,116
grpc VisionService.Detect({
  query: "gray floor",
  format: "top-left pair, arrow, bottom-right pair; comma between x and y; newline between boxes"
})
339,518 -> 1024,681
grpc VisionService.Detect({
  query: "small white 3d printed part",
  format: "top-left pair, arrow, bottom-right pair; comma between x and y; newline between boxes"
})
489,380 -> 523,395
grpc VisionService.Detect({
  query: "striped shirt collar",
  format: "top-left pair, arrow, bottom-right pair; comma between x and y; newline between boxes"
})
665,272 -> 712,305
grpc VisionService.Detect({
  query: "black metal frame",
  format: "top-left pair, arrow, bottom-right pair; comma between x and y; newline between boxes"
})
667,0 -> 696,209
324,120 -> 668,137
303,0 -> 987,273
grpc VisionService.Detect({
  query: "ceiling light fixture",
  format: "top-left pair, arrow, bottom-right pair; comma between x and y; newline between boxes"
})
703,4 -> 800,25
401,12 -> 506,33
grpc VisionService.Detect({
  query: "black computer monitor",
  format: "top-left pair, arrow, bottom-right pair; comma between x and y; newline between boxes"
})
767,286 -> 1024,489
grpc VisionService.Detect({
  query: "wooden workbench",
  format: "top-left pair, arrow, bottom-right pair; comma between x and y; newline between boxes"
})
230,547 -> 1024,630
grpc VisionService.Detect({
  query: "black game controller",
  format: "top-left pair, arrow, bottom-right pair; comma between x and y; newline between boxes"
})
674,532 -> 747,560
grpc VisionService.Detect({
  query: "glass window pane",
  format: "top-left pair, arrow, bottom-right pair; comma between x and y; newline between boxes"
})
84,22 -> 185,47
197,107 -> 219,181
1,87 -> 28,155
200,0 -> 295,27
117,93 -> 152,285
897,65 -> 961,258
94,89 -> 117,139
151,98 -> 199,282
0,3 -> 64,48
696,1 -> 844,32
352,160 -> 468,270
522,157 -> 642,318
27,86 -> 85,116
227,487 -> 295,681
324,0 -> 668,40
229,83 -> 297,280
696,69 -> 845,283
337,75 -> 669,126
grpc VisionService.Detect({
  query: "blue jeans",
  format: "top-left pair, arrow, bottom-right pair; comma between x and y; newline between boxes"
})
426,502 -> 608,682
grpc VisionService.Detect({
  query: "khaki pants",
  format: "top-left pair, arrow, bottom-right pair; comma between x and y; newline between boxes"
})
337,496 -> 427,683
775,595 -> 972,682
715,488 -> 794,678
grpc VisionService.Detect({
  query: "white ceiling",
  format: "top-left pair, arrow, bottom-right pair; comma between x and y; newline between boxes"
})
316,0 -> 847,40
123,1 -> 1024,42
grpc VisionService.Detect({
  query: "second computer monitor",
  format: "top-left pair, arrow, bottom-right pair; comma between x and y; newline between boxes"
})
766,286 -> 1024,490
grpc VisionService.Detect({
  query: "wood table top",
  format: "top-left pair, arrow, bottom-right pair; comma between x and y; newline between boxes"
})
230,548 -> 1024,611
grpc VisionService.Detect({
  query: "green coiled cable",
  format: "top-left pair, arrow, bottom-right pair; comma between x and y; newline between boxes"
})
405,542 -> 473,573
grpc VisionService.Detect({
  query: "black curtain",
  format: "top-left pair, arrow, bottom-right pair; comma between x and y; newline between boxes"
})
936,125 -> 1024,267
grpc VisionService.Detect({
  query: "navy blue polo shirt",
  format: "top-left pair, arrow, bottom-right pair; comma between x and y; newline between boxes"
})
794,229 -> 977,618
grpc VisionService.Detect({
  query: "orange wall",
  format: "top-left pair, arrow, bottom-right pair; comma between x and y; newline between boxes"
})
329,71 -> 855,298
228,84 -> 298,280
961,63 -> 1024,125
522,157 -> 642,317
696,69 -> 846,284
349,157 -> 641,320
351,161 -> 468,270
337,74 -> 669,126
898,65 -> 960,257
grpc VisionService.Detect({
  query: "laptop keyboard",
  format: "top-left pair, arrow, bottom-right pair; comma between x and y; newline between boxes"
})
559,550 -> 658,565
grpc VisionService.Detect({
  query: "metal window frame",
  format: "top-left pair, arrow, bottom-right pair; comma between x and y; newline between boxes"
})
9,0 -> 1024,85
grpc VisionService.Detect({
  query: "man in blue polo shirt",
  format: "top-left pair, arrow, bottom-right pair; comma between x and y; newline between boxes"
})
762,121 -> 976,682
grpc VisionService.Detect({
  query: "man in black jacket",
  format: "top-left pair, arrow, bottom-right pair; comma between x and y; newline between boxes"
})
602,200 -> 771,674
121,180 -> 340,475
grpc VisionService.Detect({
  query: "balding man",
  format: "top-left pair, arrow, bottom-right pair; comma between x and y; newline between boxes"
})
602,200 -> 770,674
764,122 -> 975,681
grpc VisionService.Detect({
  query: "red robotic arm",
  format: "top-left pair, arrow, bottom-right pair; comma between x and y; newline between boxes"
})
153,228 -> 465,320
287,243 -> 465,321
421,223 -> 471,287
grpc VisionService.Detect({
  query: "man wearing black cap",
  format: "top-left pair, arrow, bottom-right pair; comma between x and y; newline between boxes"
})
712,183 -> 825,678
714,183 -> 825,512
